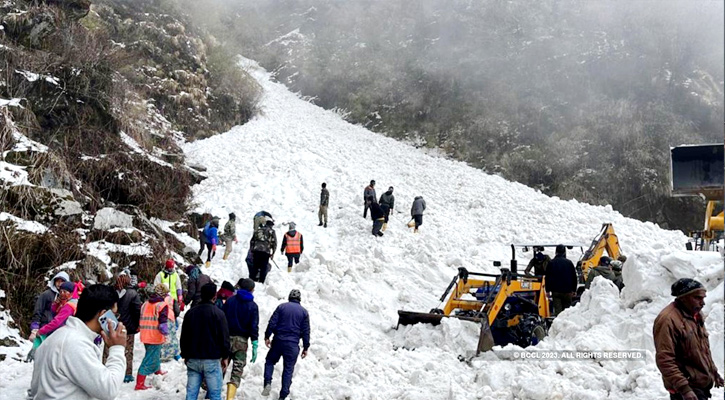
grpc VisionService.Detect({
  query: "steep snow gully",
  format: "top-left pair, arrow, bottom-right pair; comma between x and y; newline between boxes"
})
1,58 -> 722,400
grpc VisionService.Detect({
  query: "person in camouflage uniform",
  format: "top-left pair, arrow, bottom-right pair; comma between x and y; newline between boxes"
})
222,278 -> 259,399
222,213 -> 238,260
250,219 -> 277,283
318,183 -> 329,227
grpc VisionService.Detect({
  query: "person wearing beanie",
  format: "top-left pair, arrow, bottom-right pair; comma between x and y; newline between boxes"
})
544,245 -> 578,316
36,281 -> 78,338
135,283 -> 170,391
654,278 -> 723,400
114,273 -> 142,383
318,183 -> 329,227
281,222 -> 304,273
181,282 -> 230,400
154,259 -> 183,316
184,264 -> 213,309
221,213 -> 239,261
222,278 -> 259,399
379,186 -> 395,231
262,289 -> 310,400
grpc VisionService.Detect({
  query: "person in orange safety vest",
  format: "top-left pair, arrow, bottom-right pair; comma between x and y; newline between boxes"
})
135,283 -> 170,391
280,222 -> 304,273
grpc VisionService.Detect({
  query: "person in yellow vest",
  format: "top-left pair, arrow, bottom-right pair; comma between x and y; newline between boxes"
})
135,284 -> 170,391
154,259 -> 184,317
160,293 -> 181,362
280,222 -> 304,273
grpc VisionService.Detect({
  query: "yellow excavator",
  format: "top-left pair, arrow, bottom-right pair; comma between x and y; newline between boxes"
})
670,144 -> 724,251
397,224 -> 624,354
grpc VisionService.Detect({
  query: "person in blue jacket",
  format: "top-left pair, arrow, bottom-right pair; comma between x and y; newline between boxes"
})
261,289 -> 310,400
198,217 -> 220,267
222,278 -> 259,398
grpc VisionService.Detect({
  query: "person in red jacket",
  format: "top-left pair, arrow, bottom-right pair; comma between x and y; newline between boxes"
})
280,222 -> 304,273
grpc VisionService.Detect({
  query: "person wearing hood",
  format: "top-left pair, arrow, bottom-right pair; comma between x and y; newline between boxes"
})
199,217 -> 221,268
250,219 -> 277,284
113,273 -> 141,383
221,213 -> 238,261
281,222 -> 304,273
154,259 -> 183,317
222,278 -> 259,399
654,278 -> 723,400
36,281 -> 78,338
262,289 -> 310,400
135,284 -> 170,391
524,247 -> 550,277
409,196 -> 426,233
584,256 -> 618,289
29,271 -> 70,343
215,281 -> 236,310
185,264 -> 213,308
379,186 -> 395,231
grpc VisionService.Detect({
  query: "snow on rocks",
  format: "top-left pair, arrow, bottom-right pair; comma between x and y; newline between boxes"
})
93,207 -> 134,231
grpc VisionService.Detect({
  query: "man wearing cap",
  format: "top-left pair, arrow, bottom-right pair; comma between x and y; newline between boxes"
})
281,222 -> 304,273
654,278 -> 723,400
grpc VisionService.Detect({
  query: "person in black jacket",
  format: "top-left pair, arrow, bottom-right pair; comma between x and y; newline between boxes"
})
262,289 -> 310,400
370,202 -> 385,237
114,273 -> 141,383
379,186 -> 395,231
544,245 -> 578,316
180,283 -> 230,400
222,278 -> 260,398
184,264 -> 212,308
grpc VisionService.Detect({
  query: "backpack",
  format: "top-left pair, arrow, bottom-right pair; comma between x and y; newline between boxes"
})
252,227 -> 272,253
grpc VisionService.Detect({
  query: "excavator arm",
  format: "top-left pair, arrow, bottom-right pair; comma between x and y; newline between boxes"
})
579,223 -> 621,282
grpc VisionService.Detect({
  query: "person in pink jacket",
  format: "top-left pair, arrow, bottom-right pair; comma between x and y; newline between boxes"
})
38,281 -> 79,337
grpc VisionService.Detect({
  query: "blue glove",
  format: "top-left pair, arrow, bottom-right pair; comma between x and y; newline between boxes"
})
251,340 -> 258,363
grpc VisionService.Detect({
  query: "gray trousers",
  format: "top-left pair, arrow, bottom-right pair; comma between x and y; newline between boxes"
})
319,205 -> 328,224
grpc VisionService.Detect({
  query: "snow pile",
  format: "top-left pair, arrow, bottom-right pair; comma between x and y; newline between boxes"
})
0,58 -> 721,400
0,212 -> 48,234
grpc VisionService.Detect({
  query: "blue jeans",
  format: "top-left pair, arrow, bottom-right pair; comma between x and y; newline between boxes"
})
186,359 -> 222,400
264,341 -> 300,399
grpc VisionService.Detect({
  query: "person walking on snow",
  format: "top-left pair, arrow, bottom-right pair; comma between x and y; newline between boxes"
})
409,196 -> 426,233
363,180 -> 377,219
262,289 -> 310,400
222,278 -> 259,400
215,281 -> 236,310
199,217 -> 220,267
221,213 -> 238,260
544,245 -> 578,316
181,283 -> 230,400
154,259 -> 184,317
318,183 -> 329,227
654,279 -> 723,400
250,219 -> 277,284
135,284 -> 171,391
370,202 -> 385,237
160,291 -> 181,362
185,264 -> 213,309
281,222 -> 304,272
29,284 -> 127,400
29,271 -> 70,344
114,273 -> 141,383
379,186 -> 395,232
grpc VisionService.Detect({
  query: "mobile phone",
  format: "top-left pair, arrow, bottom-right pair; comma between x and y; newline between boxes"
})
98,309 -> 119,334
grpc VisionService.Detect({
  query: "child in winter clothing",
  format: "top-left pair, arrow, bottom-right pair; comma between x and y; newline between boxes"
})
36,281 -> 78,338
136,284 -> 170,391
222,278 -> 260,397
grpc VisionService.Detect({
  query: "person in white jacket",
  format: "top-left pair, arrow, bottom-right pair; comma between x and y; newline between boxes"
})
30,284 -> 128,400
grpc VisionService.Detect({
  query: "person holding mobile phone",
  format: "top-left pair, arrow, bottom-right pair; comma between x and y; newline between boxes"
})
30,284 -> 127,400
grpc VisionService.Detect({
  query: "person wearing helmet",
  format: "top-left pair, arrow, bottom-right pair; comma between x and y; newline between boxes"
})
544,245 -> 577,316
154,259 -> 183,316
250,219 -> 277,283
524,246 -> 551,277
221,213 -> 238,261
584,256 -> 618,289
262,289 -> 310,400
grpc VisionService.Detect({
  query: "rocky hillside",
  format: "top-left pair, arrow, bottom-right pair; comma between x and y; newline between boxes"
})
0,0 -> 259,334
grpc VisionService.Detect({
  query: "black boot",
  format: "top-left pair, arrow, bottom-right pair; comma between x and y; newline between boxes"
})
318,222 -> 323,226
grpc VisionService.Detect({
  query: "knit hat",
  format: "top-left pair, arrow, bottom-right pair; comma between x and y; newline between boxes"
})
289,222 -> 296,231
165,259 -> 175,270
154,283 -> 169,296
201,283 -> 217,302
60,281 -> 75,293
671,278 -> 704,298
599,256 -> 611,266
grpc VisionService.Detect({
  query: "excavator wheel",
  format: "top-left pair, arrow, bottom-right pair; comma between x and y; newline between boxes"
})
514,314 -> 548,348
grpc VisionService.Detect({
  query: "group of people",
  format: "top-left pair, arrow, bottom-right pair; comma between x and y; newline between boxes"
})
362,180 -> 426,236
28,260 -> 311,400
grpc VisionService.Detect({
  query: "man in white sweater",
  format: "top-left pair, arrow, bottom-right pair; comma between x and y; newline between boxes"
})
30,284 -> 128,400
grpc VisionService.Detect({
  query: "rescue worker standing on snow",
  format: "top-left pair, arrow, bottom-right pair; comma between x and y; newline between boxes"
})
262,289 -> 310,400
318,183 -> 329,227
221,213 -> 238,261
370,201 -> 385,237
250,219 -> 277,284
222,278 -> 259,400
154,259 -> 184,317
524,246 -> 550,277
544,245 -> 577,316
409,196 -> 426,233
654,278 -> 723,400
281,222 -> 304,272
584,256 -> 617,289
363,180 -> 376,219
379,186 -> 395,232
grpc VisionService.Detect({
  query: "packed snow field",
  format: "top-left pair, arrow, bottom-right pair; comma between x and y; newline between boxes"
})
0,58 -> 722,400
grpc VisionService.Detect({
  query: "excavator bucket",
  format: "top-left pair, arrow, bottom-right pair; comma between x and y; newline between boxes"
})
476,317 -> 496,354
670,144 -> 724,200
396,311 -> 483,327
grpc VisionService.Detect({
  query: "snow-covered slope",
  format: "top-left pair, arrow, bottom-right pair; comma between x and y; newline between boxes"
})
0,58 -> 722,400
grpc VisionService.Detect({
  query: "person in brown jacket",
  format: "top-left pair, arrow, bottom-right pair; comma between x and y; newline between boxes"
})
653,278 -> 723,400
